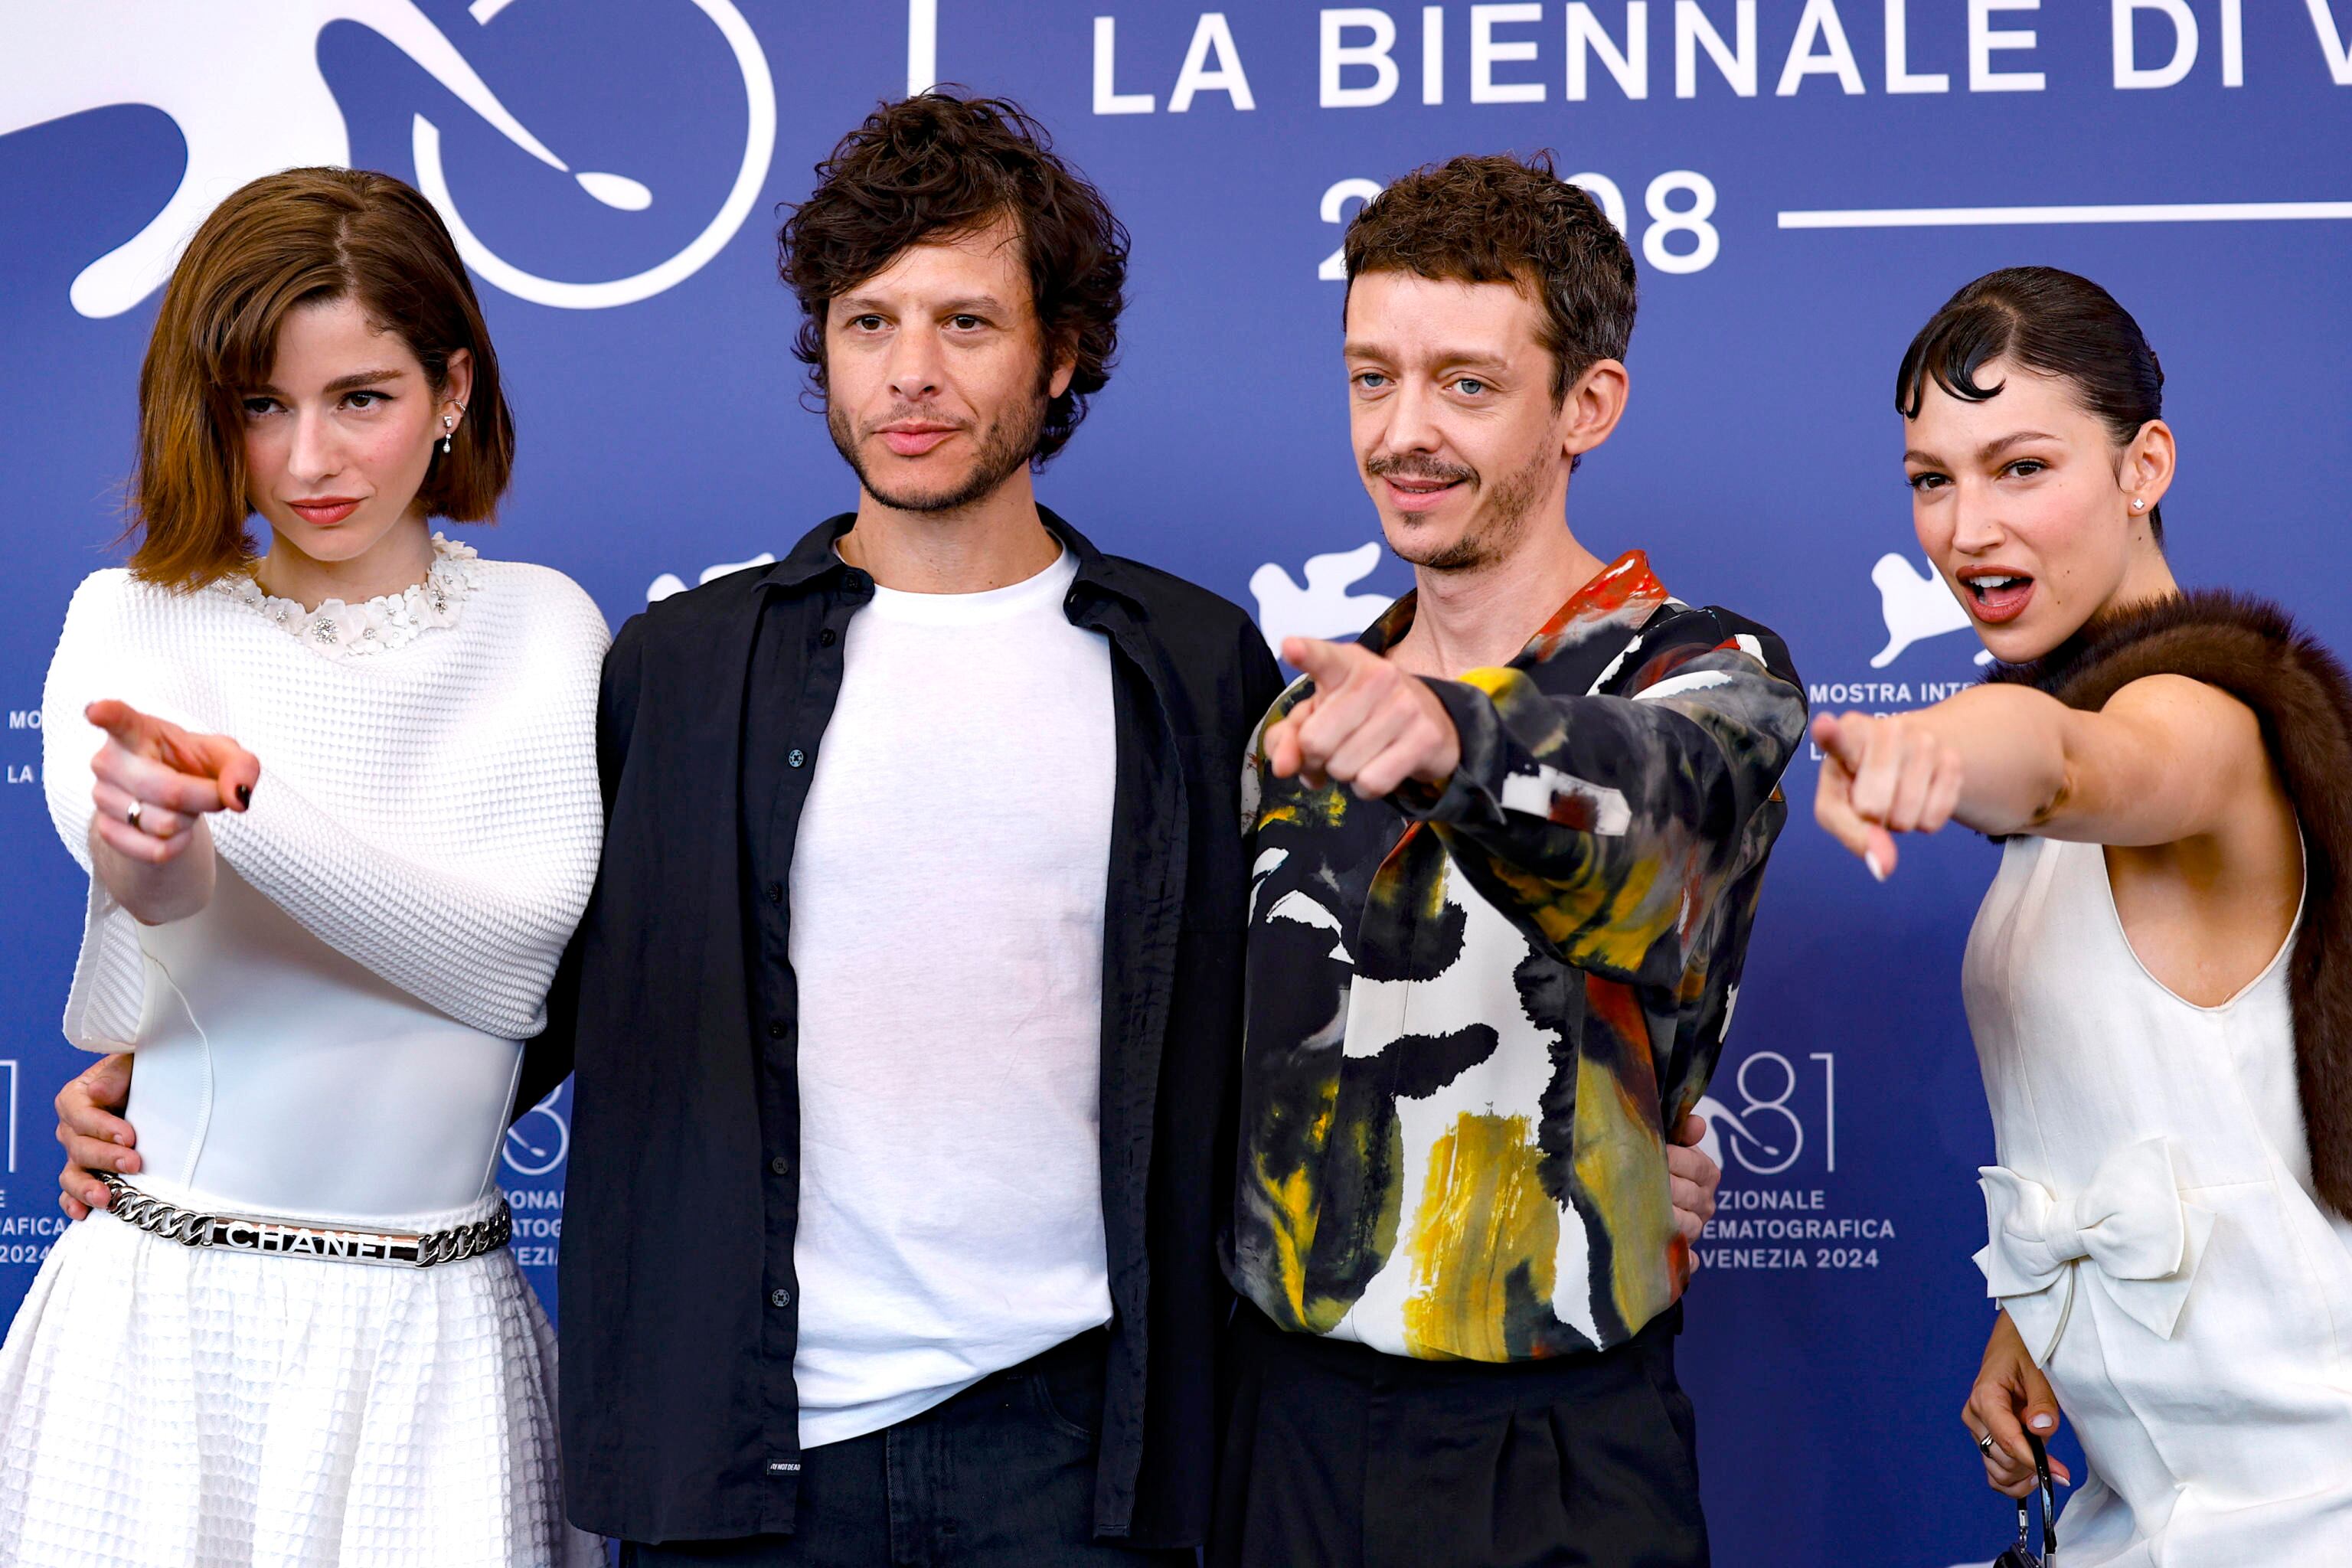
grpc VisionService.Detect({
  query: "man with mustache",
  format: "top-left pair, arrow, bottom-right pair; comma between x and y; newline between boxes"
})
49,103 -> 1727,1566
1212,153 -> 1806,1567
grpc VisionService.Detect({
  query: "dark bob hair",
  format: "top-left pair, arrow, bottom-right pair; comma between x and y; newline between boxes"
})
1897,266 -> 2167,541
777,91 -> 1128,469
132,167 -> 513,591
1341,150 -> 1638,406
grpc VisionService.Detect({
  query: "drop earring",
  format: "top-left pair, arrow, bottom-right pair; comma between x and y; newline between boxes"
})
440,413 -> 456,456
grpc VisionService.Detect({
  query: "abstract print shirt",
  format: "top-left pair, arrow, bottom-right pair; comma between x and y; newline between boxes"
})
1227,551 -> 1807,1361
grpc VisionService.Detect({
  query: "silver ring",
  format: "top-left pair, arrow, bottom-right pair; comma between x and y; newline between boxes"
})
1977,1432 -> 1997,1455
125,800 -> 142,831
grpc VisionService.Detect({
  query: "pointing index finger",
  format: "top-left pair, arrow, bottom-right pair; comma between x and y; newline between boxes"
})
1282,637 -> 1359,691
84,700 -> 155,750
1810,709 -> 1871,769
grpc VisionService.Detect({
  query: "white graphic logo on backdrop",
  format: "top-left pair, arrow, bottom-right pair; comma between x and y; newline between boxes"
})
645,539 -> 1403,643
1692,1047 -> 1897,1276
1,0 -> 773,318
647,550 -> 776,603
1691,1091 -> 1787,1176
1248,541 -> 1395,650
503,1086 -> 569,1177
1694,1047 -> 1831,1178
1873,553 -> 1992,668
1247,544 -> 1991,671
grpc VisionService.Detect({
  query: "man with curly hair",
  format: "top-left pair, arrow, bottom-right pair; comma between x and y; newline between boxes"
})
543,93 -> 1282,1564
1212,153 -> 1807,1567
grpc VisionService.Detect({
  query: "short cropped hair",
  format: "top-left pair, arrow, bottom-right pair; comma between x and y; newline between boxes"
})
777,91 -> 1128,467
1342,151 -> 1638,403
130,168 -> 512,591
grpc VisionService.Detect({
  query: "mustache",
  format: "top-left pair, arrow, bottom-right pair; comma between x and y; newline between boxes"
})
1364,452 -> 1477,487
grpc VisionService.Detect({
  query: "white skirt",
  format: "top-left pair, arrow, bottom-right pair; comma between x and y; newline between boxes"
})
0,1188 -> 603,1568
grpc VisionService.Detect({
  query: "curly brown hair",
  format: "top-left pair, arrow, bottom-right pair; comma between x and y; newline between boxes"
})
1342,151 -> 1638,403
777,92 -> 1127,467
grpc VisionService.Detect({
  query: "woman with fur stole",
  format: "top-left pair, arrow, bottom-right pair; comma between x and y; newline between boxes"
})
1814,266 -> 2352,1566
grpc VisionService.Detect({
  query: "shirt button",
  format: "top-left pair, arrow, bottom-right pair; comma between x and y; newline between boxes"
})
787,748 -> 806,768
770,1288 -> 792,1309
766,882 -> 782,904
766,1021 -> 786,1040
818,629 -> 837,647
770,1155 -> 791,1176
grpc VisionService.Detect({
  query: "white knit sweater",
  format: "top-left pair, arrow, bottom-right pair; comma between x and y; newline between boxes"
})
41,541 -> 609,1046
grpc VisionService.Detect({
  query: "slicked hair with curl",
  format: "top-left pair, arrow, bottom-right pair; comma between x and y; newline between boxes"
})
777,92 -> 1128,469
1341,151 -> 1638,407
1897,266 -> 2169,543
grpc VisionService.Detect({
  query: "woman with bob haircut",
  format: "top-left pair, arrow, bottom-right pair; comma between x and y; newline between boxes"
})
1814,266 -> 2352,1562
0,167 -> 604,1566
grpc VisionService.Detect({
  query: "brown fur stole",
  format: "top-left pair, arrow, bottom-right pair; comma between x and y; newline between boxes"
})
1984,590 -> 2352,1217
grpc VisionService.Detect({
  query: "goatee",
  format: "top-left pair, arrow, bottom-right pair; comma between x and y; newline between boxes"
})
1382,445 -> 1551,573
829,394 -> 1046,515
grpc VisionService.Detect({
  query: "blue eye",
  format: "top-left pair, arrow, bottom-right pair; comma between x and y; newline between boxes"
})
1354,372 -> 1387,390
1454,378 -> 1486,396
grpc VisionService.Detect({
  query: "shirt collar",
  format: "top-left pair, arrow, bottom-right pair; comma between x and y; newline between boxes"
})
757,507 -> 1145,613
1353,549 -> 1668,666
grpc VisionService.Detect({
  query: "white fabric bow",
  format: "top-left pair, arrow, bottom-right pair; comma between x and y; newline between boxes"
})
1974,1137 -> 2214,1364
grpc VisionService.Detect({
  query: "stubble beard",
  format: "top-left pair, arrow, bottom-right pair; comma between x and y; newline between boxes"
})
828,390 -> 1047,516
1377,444 -> 1555,574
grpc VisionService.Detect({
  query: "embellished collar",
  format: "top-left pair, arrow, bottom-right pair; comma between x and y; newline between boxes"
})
216,534 -> 480,663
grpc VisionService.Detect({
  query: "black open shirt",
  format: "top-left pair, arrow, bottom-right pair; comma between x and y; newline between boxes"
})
527,511 -> 1282,1548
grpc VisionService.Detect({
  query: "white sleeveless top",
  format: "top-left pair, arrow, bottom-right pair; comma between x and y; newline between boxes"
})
1964,835 -> 2352,1565
120,858 -> 524,1223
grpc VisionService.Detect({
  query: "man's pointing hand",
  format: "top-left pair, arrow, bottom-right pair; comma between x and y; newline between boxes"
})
1266,637 -> 1461,799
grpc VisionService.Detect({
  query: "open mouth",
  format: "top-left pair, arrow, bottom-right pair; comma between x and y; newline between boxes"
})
1959,571 -> 2036,625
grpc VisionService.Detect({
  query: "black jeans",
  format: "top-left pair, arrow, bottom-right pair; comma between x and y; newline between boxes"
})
619,1332 -> 1192,1568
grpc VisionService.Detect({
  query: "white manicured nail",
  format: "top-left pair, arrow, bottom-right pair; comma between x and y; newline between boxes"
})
1865,851 -> 1887,883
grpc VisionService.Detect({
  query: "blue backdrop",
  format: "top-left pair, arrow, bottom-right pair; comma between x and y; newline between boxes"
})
5,4 -> 2350,1562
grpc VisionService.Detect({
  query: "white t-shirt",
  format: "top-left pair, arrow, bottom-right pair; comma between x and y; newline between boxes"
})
787,547 -> 1116,1449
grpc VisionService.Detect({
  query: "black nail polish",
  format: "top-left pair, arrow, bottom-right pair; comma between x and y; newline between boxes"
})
235,784 -> 252,808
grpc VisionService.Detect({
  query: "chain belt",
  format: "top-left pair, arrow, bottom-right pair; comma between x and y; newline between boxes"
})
99,1174 -> 511,1269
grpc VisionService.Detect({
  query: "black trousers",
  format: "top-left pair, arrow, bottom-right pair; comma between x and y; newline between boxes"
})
1210,1303 -> 1709,1568
620,1332 -> 1190,1568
